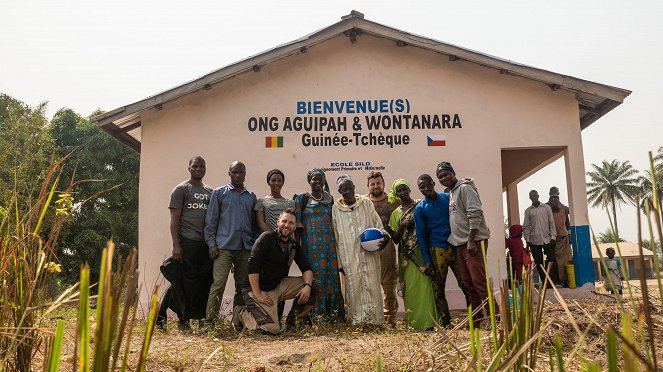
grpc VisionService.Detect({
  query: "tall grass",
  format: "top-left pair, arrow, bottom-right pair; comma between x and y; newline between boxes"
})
0,157 -> 71,371
0,158 -> 158,371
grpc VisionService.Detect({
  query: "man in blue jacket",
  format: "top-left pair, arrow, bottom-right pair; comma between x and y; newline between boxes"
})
414,174 -> 468,326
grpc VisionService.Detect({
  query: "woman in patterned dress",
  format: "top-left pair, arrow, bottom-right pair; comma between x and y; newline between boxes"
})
293,169 -> 345,321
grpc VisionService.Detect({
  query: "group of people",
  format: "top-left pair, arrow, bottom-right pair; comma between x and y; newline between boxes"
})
505,187 -> 573,288
160,156 -> 496,334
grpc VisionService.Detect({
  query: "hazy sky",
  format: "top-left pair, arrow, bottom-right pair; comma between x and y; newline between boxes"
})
2,0 -> 661,241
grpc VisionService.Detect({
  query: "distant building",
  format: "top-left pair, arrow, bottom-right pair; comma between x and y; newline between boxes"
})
94,11 -> 630,305
593,242 -> 655,281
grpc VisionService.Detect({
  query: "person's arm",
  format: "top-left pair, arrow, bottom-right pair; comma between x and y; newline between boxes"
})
205,189 -> 221,259
387,210 -> 401,242
331,208 -> 344,274
295,270 -> 314,304
522,208 -> 532,246
248,273 -> 272,306
565,207 -> 571,231
370,206 -> 391,249
169,208 -> 183,261
250,194 -> 260,239
247,232 -> 271,305
414,206 -> 432,265
255,199 -> 270,232
547,206 -> 556,243
462,186 -> 483,256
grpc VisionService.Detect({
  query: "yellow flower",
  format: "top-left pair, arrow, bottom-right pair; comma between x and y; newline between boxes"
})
43,262 -> 62,273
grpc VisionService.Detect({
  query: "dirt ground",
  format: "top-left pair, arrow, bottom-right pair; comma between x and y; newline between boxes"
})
133,297 -> 663,371
40,284 -> 663,371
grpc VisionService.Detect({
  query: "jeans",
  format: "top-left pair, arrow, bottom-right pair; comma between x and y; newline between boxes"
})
206,249 -> 250,321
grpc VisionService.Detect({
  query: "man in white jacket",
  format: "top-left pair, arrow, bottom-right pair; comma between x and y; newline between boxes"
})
436,162 -> 492,320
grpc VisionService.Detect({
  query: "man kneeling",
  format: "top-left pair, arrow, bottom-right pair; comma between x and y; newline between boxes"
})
233,208 -> 318,334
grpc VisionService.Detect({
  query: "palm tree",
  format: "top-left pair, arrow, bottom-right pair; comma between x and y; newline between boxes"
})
586,159 -> 640,237
654,146 -> 663,172
639,170 -> 663,218
597,228 -> 626,244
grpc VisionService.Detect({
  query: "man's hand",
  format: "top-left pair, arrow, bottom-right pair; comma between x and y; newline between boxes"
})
423,263 -> 435,277
172,244 -> 183,262
254,291 -> 273,307
296,284 -> 312,304
467,240 -> 479,257
209,248 -> 219,260
377,233 -> 391,250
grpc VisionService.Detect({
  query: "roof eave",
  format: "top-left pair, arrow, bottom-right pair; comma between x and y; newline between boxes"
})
93,14 -> 631,151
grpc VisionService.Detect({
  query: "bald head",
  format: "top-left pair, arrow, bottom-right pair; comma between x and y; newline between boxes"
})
229,161 -> 246,187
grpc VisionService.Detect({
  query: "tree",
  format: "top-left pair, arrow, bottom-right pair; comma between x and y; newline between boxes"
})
640,146 -> 663,222
597,228 -> 625,244
639,170 -> 663,216
586,159 -> 640,238
0,94 -> 53,204
48,108 -> 139,285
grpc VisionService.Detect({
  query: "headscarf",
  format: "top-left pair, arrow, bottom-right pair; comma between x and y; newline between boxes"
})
306,168 -> 329,192
307,168 -> 325,183
436,161 -> 455,175
336,174 -> 353,186
266,169 -> 285,184
388,179 -> 411,204
508,224 -> 523,238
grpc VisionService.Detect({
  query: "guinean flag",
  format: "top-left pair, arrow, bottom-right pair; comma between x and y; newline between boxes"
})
427,135 -> 446,146
265,136 -> 283,148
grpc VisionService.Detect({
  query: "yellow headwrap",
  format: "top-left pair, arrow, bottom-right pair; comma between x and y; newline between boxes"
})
387,178 -> 411,204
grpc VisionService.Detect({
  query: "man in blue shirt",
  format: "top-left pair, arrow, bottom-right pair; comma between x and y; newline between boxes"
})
204,161 -> 257,325
414,174 -> 468,326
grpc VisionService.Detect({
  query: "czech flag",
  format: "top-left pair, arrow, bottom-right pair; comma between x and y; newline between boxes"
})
427,135 -> 446,146
265,136 -> 283,148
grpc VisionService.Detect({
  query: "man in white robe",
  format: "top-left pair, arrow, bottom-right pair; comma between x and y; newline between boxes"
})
332,175 -> 390,325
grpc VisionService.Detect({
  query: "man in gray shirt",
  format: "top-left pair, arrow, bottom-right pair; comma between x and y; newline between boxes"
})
204,161 -> 257,325
523,190 -> 558,287
160,156 -> 213,332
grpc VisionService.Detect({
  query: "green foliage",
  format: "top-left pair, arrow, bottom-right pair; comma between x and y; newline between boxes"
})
0,94 -> 53,206
586,159 -> 640,236
49,108 -> 139,286
596,228 -> 626,244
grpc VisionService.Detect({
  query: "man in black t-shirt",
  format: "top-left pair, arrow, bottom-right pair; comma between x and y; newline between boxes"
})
158,156 -> 213,332
232,208 -> 318,334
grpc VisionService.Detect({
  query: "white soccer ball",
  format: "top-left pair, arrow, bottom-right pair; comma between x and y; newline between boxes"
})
360,228 -> 384,252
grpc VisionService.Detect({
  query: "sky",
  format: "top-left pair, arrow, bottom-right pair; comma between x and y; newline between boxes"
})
2,0 -> 661,242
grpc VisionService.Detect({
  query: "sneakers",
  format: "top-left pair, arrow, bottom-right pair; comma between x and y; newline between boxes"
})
231,306 -> 245,332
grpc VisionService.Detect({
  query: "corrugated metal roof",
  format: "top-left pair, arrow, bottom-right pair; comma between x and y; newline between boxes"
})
93,11 -> 631,153
593,242 -> 653,259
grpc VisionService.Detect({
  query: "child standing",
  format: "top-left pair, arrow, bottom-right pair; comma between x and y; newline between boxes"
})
505,224 -> 527,283
603,247 -> 624,295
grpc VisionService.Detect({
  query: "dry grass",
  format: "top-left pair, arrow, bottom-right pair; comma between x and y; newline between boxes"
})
35,291 -> 663,371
